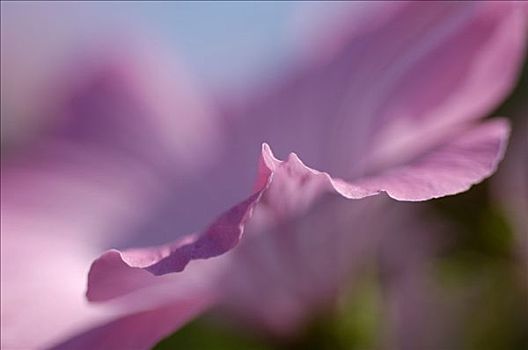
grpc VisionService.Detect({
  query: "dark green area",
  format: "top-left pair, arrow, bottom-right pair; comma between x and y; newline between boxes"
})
153,316 -> 271,350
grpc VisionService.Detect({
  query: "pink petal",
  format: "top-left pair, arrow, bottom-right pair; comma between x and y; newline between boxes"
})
87,116 -> 509,293
86,192 -> 266,302
218,193 -> 389,335
86,146 -> 275,300
50,299 -> 211,350
7,3 -> 521,346
85,4 -> 524,331
378,207 -> 452,350
1,42 -> 217,347
226,2 -> 526,180
349,119 -> 511,201
1,42 -> 219,246
84,101 -> 510,338
0,216 -> 109,349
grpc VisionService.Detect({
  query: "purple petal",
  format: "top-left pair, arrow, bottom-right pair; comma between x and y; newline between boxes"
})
50,299 -> 211,350
378,207 -> 453,350
85,142 -> 342,288
349,119 -> 511,201
1,42 -> 217,347
218,194 -> 389,335
226,2 -> 526,180
87,116 -> 509,293
1,43 -> 219,246
86,192 -> 266,302
0,217 -> 109,349
86,146 -> 275,300
85,3 -> 524,325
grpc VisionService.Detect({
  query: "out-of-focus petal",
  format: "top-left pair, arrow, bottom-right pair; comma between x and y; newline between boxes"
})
50,299 -> 212,350
377,206 -> 455,350
219,194 -> 389,336
49,43 -> 218,173
0,214 -> 110,349
0,41 -> 217,347
1,41 -> 218,245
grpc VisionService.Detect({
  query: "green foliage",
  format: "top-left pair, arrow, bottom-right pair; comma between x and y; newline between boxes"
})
154,316 -> 272,350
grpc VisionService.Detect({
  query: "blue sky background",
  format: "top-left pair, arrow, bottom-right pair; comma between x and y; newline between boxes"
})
2,1 -> 299,92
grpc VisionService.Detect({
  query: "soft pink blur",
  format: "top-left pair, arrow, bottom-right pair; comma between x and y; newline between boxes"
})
1,2 -> 527,349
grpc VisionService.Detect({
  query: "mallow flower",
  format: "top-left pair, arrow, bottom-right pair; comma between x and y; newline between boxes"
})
1,1 -> 526,349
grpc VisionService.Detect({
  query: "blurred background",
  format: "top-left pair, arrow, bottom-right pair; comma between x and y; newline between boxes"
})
1,2 -> 527,349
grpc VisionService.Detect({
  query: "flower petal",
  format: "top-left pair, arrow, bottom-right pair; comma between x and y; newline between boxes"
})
50,299 -> 211,350
218,193 -> 389,335
1,39 -> 217,347
84,3 -> 524,340
0,215 -> 109,349
87,116 -> 510,300
86,146 -> 275,299
226,1 -> 526,180
86,191 -> 266,302
348,119 -> 511,201
378,206 -> 452,350
93,2 -> 525,288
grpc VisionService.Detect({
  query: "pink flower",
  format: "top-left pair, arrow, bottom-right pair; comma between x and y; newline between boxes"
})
1,2 -> 526,349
